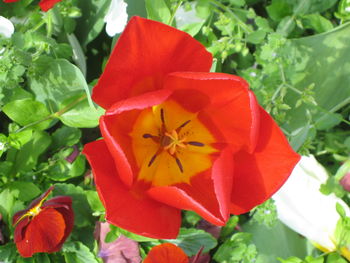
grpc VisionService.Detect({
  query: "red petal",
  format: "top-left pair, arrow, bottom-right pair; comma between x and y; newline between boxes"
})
144,243 -> 189,263
14,216 -> 30,243
15,208 -> 65,257
83,139 -> 181,239
230,106 -> 300,214
42,196 -> 74,251
92,16 -> 212,109
101,89 -> 171,187
148,148 -> 233,226
164,72 -> 260,153
3,0 -> 19,2
39,0 -> 62,11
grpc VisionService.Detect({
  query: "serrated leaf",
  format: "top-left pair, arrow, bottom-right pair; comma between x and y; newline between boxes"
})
63,241 -> 99,263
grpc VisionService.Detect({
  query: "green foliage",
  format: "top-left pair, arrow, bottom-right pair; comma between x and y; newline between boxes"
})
164,228 -> 218,256
250,199 -> 278,228
213,232 -> 257,263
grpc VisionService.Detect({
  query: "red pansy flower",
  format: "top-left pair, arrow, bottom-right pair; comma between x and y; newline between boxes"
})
3,0 -> 62,12
83,16 -> 300,239
144,243 -> 189,263
12,186 -> 74,257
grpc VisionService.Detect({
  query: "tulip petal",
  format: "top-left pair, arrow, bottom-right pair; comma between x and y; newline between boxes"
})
101,89 -> 172,187
230,106 -> 300,214
144,243 -> 189,263
164,72 -> 260,153
92,16 -> 212,109
39,0 -> 62,11
148,148 -> 233,225
15,208 -> 65,257
83,139 -> 181,239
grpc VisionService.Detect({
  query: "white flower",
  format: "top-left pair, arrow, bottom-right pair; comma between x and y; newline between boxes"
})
104,0 -> 128,37
273,155 -> 350,252
175,5 -> 202,28
0,142 -> 5,152
0,16 -> 14,38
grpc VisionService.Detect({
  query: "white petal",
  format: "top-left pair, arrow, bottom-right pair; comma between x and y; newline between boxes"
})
0,16 -> 14,38
104,0 -> 128,37
273,155 -> 350,251
175,5 -> 202,28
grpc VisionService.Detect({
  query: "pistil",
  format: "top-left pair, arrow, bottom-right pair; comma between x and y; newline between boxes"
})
142,108 -> 204,173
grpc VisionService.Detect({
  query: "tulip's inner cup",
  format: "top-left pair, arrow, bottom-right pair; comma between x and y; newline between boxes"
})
130,100 -> 218,187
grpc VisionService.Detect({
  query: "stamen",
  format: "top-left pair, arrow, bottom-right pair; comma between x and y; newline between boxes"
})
187,141 -> 204,147
178,120 -> 191,129
143,133 -> 154,138
148,153 -> 158,167
160,108 -> 165,124
175,157 -> 184,173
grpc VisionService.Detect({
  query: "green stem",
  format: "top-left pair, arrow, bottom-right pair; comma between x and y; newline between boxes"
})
210,0 -> 253,34
15,94 -> 87,133
168,0 -> 183,25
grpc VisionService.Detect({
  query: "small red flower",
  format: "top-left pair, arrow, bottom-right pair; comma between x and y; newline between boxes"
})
12,186 -> 74,257
83,16 -> 300,239
143,243 -> 189,263
3,0 -> 62,12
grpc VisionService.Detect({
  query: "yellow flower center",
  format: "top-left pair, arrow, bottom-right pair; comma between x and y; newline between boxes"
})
130,100 -> 217,187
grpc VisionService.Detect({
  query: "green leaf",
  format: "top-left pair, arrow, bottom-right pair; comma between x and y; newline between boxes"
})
163,228 -> 217,256
315,112 -> 342,130
294,0 -> 338,14
284,23 -> 350,145
0,189 -> 15,225
8,130 -> 33,150
213,232 -> 257,263
46,155 -> 85,181
51,126 -> 82,150
8,181 -> 41,202
246,30 -> 266,44
326,253 -> 348,263
0,243 -> 17,263
58,94 -> 103,128
243,220 -> 307,263
266,0 -> 293,22
75,0 -> 111,46
29,59 -> 93,112
62,241 -> 99,263
86,190 -> 105,214
145,0 -> 171,23
2,99 -> 51,130
277,16 -> 296,37
107,224 -> 157,243
301,14 -> 334,34
14,130 -> 51,174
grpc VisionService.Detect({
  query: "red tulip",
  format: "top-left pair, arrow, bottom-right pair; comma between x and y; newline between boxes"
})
83,16 -> 300,239
3,0 -> 62,12
12,186 -> 74,257
143,243 -> 189,263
